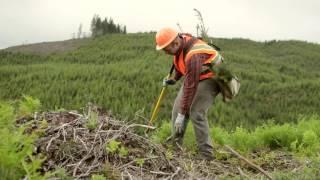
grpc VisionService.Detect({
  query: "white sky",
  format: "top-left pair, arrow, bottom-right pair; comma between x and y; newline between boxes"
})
0,0 -> 319,49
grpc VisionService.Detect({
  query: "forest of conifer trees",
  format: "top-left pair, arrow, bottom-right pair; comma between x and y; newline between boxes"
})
90,15 -> 126,37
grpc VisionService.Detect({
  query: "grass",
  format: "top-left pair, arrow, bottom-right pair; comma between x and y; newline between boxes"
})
152,115 -> 320,157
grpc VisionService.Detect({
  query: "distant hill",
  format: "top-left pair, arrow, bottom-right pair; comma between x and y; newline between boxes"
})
3,38 -> 91,55
1,33 -> 320,129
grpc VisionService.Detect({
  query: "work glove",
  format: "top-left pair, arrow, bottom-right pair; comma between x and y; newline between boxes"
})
162,77 -> 176,87
174,113 -> 185,134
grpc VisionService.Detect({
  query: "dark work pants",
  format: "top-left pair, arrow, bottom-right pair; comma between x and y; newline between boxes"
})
172,78 -> 220,157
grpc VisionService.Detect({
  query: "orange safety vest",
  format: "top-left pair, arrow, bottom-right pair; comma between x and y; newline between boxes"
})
173,35 -> 222,80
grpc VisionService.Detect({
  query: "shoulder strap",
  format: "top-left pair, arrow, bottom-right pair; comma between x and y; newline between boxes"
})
194,36 -> 222,51
182,36 -> 198,59
208,42 -> 221,51
169,63 -> 175,75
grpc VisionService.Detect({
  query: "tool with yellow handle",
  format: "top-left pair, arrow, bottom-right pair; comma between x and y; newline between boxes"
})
148,76 -> 169,125
145,65 -> 174,133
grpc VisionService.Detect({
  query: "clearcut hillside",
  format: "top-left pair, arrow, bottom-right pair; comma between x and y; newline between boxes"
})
1,33 -> 320,128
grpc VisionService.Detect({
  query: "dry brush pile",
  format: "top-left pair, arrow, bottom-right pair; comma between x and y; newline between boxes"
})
20,105 -> 301,179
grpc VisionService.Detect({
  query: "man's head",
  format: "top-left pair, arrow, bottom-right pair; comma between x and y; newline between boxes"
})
155,28 -> 182,55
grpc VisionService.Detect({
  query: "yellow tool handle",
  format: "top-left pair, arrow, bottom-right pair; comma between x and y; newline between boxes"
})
145,69 -> 174,134
148,86 -> 167,126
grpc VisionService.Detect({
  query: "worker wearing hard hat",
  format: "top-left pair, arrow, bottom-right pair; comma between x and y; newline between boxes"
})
155,27 -> 225,160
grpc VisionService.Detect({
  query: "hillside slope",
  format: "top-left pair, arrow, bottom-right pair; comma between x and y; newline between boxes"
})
0,33 -> 320,128
3,38 -> 91,55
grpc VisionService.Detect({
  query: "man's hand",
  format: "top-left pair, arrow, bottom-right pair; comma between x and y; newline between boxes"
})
163,77 -> 176,87
175,113 -> 185,134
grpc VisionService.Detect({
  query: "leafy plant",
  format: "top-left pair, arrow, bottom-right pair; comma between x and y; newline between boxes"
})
135,158 -> 145,167
105,140 -> 128,158
165,150 -> 174,160
86,110 -> 98,130
106,140 -> 121,153
18,95 -> 41,118
0,98 -> 53,179
91,174 -> 106,180
119,146 -> 128,157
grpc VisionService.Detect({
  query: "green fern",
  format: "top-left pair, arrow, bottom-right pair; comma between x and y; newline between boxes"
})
18,95 -> 41,117
0,98 -> 55,179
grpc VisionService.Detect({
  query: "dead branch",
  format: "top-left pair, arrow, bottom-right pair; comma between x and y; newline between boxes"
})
20,105 -> 299,179
224,145 -> 273,180
165,167 -> 181,180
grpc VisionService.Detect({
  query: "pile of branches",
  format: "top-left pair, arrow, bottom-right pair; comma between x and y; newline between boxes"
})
31,106 -> 185,179
20,105 -> 300,179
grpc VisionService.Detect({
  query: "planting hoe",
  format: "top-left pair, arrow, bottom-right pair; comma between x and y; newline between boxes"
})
145,65 -> 174,134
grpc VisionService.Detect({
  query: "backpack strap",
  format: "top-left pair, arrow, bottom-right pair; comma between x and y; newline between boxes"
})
195,36 -> 222,51
208,42 -> 221,51
181,35 -> 198,59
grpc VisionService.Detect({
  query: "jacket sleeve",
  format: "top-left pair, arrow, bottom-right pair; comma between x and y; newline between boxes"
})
180,53 -> 210,115
174,68 -> 183,81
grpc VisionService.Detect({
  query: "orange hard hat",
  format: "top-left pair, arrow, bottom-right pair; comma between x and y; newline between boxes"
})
155,28 -> 178,50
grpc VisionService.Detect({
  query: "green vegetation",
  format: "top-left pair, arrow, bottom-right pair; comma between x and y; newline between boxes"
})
1,95 -> 319,178
86,108 -> 99,130
91,174 -> 106,180
152,115 -> 320,157
0,97 -> 52,180
152,115 -> 320,178
1,33 -> 319,130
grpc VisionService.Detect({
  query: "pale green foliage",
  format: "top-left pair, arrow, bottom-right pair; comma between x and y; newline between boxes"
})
18,95 -> 41,117
297,116 -> 320,137
86,110 -> 98,130
0,103 -> 15,128
226,116 -> 320,156
106,140 -> 121,153
255,123 -> 299,150
0,98 -> 53,180
210,127 -> 230,145
154,115 -> 320,157
165,150 -> 174,160
119,146 -> 128,157
302,130 -> 318,146
91,174 -> 106,180
290,140 -> 299,152
105,140 -> 128,158
298,130 -> 320,156
151,121 -> 171,143
230,127 -> 259,152
135,158 -> 145,167
21,155 -> 48,180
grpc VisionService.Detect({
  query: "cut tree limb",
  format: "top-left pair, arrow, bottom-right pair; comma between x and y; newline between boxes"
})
224,145 -> 273,180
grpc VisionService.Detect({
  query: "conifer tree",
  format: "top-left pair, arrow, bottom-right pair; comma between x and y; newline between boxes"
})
123,25 -> 127,34
90,14 -> 98,37
77,23 -> 83,39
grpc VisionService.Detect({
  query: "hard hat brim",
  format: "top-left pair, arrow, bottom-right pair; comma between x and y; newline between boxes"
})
155,34 -> 177,51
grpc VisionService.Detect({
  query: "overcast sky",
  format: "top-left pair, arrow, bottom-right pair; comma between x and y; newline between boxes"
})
1,0 -> 319,49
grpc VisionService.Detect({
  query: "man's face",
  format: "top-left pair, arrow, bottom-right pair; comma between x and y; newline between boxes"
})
163,38 -> 180,55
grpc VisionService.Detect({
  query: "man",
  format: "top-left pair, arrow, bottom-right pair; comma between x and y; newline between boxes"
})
155,27 -> 224,160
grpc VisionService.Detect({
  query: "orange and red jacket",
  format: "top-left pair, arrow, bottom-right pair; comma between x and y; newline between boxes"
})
173,34 -> 222,115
